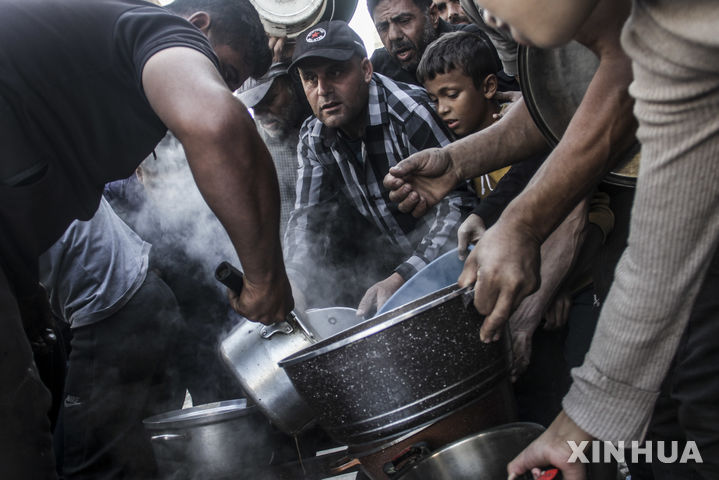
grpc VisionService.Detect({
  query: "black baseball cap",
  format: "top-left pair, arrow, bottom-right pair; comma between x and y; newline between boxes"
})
289,20 -> 367,72
236,61 -> 290,108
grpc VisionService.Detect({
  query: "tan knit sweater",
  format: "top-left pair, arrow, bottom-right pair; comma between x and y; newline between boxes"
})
563,0 -> 719,442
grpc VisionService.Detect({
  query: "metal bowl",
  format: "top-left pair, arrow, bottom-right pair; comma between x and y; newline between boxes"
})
519,42 -> 640,188
396,422 -> 544,480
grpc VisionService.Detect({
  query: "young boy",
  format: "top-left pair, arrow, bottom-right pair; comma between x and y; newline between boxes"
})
416,31 -> 521,202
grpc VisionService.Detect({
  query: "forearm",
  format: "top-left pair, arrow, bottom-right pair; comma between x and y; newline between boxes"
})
182,108 -> 286,285
498,52 -> 635,243
446,98 -> 548,180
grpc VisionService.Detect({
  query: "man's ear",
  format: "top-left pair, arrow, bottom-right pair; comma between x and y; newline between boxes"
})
135,166 -> 144,185
428,3 -> 441,30
361,57 -> 374,83
187,11 -> 211,35
482,73 -> 498,99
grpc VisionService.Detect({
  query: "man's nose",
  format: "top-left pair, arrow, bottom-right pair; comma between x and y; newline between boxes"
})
317,75 -> 332,96
388,22 -> 404,42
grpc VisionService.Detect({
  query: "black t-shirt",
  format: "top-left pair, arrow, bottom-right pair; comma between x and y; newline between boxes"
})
0,0 -> 219,292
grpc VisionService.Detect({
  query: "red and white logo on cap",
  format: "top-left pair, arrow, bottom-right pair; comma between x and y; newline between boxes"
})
306,28 -> 326,43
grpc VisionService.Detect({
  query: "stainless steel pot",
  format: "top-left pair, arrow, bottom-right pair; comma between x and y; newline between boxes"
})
220,306 -> 361,434
395,422 -> 544,480
279,283 -> 513,446
143,399 -> 287,480
216,261 -> 364,434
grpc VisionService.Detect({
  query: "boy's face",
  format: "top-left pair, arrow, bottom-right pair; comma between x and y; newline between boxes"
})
423,69 -> 496,138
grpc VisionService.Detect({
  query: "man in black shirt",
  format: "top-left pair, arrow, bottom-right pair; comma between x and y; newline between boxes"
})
0,0 -> 294,477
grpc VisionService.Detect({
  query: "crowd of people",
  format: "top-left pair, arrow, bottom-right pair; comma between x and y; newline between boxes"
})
1,0 -> 717,479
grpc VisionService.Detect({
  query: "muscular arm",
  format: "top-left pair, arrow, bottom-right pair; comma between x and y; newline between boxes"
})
142,47 -> 293,325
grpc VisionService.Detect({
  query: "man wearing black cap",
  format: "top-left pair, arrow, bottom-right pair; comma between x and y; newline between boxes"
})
284,20 -> 475,316
237,62 -> 312,235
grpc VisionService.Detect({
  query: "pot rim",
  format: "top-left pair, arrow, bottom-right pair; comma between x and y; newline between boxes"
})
279,284 -> 472,368
143,399 -> 254,430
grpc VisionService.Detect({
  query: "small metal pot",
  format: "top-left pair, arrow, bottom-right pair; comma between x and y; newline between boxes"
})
279,284 -> 513,446
143,399 -> 286,480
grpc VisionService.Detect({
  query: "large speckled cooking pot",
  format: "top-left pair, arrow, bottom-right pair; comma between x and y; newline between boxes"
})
279,284 -> 512,446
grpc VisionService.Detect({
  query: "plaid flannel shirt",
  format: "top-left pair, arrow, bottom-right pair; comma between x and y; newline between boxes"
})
284,73 -> 475,290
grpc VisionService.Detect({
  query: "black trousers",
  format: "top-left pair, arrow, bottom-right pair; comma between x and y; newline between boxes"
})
637,248 -> 719,479
59,271 -> 184,480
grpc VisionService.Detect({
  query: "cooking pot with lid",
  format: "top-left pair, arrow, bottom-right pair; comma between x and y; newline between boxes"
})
143,399 -> 292,479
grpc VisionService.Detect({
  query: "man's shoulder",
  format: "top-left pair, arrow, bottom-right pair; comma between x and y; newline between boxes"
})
373,73 -> 432,116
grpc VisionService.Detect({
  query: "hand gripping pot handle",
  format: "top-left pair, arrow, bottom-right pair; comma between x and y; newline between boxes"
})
215,262 -> 317,340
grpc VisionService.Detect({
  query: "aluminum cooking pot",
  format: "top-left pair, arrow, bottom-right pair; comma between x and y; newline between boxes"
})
395,422 -> 545,480
217,262 -> 364,434
143,399 -> 291,480
280,283 -> 513,446
518,42 -> 640,188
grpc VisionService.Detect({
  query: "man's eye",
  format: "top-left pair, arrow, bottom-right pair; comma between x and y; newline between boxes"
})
446,91 -> 459,99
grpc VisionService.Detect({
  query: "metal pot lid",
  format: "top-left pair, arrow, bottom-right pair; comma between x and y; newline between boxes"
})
279,284 -> 472,368
250,0 -> 359,38
518,42 -> 640,188
143,399 -> 254,429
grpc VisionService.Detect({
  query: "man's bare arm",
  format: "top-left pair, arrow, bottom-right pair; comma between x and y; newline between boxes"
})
142,47 -> 293,325
472,0 -> 635,341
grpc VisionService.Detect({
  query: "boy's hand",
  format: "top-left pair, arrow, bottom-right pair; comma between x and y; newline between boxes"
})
457,214 -> 486,261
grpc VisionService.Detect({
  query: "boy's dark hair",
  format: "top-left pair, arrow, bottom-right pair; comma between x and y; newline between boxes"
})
416,31 -> 500,90
166,0 -> 271,79
367,0 -> 432,17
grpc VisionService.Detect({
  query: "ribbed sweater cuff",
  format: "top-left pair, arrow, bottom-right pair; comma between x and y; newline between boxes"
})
563,361 -> 659,442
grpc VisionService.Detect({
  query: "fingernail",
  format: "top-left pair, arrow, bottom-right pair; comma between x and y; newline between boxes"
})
507,474 -> 517,480
493,333 -> 500,342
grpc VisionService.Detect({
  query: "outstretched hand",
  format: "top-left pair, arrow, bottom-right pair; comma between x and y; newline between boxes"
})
384,147 -> 463,218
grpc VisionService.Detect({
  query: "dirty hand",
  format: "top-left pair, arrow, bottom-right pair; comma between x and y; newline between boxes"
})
458,219 -> 541,343
507,293 -> 546,380
544,291 -> 572,330
507,410 -> 592,480
228,273 -> 294,325
384,148 -> 462,218
357,273 -> 405,318
457,214 -> 487,261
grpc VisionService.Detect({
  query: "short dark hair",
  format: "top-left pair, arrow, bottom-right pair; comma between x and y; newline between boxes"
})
367,0 -> 432,18
166,0 -> 271,79
416,31 -> 499,90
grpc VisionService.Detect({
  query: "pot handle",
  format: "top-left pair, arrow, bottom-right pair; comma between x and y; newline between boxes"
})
215,262 -> 317,341
382,442 -> 432,477
150,433 -> 189,442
